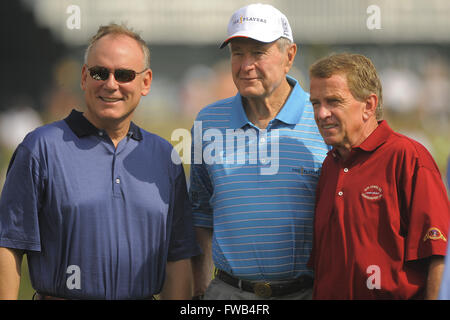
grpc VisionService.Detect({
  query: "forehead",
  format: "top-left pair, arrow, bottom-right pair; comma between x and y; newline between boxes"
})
229,38 -> 276,51
310,74 -> 351,97
87,34 -> 144,67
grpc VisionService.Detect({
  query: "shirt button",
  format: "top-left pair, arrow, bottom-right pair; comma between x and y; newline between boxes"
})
260,137 -> 266,143
261,158 -> 266,164
99,131 -> 104,136
115,178 -> 121,184
338,191 -> 343,196
343,168 -> 349,172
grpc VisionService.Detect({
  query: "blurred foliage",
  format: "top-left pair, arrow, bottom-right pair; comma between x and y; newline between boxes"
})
18,257 -> 34,300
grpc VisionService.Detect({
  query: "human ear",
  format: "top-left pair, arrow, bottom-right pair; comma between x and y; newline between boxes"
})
80,64 -> 88,91
285,43 -> 297,73
362,94 -> 378,120
141,69 -> 153,96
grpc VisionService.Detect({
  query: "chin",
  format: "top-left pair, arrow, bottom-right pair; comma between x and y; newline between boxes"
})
105,106 -> 137,121
236,84 -> 262,95
239,89 -> 264,99
96,108 -> 121,118
322,136 -> 338,147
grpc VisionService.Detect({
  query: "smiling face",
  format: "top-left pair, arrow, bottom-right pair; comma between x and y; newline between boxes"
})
309,73 -> 378,156
229,38 -> 295,100
81,33 -> 152,129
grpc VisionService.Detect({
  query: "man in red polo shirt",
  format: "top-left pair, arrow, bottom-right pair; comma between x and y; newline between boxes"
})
308,53 -> 450,299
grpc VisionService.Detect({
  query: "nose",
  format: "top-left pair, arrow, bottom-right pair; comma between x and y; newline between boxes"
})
103,71 -> 119,90
240,53 -> 256,71
314,104 -> 332,122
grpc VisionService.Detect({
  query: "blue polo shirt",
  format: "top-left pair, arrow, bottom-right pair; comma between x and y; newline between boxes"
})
190,76 -> 329,281
0,110 -> 200,299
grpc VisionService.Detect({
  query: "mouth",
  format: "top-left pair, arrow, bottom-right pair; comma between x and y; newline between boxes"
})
240,77 -> 259,81
321,124 -> 338,129
319,123 -> 339,134
98,96 -> 124,103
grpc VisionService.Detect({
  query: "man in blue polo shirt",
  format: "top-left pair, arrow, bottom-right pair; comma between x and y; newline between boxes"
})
0,23 -> 199,300
190,4 -> 329,300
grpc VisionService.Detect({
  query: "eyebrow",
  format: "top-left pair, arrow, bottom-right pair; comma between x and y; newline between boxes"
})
326,94 -> 344,101
309,94 -> 344,103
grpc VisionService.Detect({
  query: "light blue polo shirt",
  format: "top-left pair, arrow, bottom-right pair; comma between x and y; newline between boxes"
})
190,76 -> 329,281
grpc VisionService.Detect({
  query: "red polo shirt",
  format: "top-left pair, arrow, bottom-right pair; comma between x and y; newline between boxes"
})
310,121 -> 450,299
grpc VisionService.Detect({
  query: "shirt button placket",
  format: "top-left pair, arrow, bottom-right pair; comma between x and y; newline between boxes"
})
258,130 -> 269,174
337,167 -> 348,198
112,149 -> 122,197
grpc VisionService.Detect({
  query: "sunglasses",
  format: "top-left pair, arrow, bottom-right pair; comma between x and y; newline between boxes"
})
87,66 -> 147,83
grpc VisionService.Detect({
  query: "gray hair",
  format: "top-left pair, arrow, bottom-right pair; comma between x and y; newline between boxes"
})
276,37 -> 293,52
84,23 -> 150,69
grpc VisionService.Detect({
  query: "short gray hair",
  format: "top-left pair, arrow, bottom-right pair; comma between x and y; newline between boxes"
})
84,23 -> 150,69
276,37 -> 293,52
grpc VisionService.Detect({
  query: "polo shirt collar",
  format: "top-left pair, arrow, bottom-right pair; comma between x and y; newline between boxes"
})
357,120 -> 392,152
64,109 -> 143,141
328,120 -> 392,159
229,75 -> 307,129
229,94 -> 250,129
275,76 -> 307,125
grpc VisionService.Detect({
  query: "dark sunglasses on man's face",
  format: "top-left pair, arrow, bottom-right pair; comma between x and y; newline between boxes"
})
87,66 -> 147,83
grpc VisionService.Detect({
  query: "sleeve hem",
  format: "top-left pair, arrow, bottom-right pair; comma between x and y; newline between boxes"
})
406,244 -> 448,262
0,238 -> 41,252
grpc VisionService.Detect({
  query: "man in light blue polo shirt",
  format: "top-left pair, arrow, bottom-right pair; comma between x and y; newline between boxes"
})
0,23 -> 199,300
190,3 -> 329,300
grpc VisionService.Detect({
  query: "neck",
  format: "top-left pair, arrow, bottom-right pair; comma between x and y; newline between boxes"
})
83,111 -> 132,148
243,79 -> 292,129
104,123 -> 131,148
336,118 -> 379,161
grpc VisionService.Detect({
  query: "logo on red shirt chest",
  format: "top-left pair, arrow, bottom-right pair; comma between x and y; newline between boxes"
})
361,185 -> 383,200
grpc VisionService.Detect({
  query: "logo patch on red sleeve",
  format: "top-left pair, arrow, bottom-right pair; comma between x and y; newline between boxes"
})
423,227 -> 447,242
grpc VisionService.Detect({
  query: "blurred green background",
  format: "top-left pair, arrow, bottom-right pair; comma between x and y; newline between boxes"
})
0,0 -> 449,299
18,258 -> 33,300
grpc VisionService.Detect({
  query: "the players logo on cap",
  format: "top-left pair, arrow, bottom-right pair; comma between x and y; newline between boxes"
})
220,3 -> 294,49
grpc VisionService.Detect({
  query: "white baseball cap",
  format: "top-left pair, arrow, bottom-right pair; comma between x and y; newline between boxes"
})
220,3 -> 293,49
